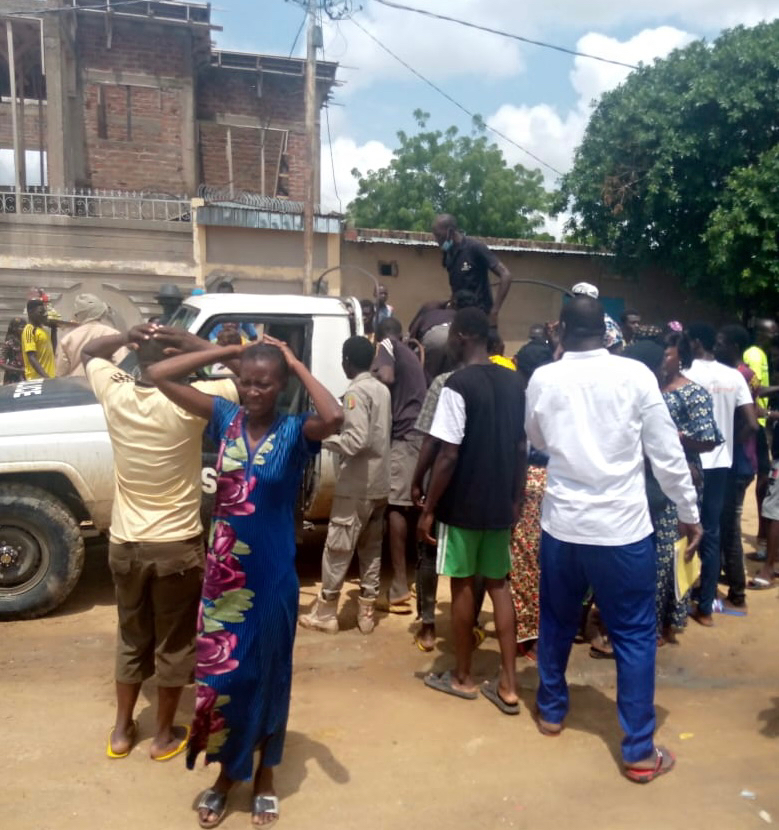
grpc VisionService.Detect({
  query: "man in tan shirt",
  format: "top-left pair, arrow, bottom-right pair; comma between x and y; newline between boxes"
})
56,293 -> 129,378
300,336 -> 391,634
84,324 -> 239,762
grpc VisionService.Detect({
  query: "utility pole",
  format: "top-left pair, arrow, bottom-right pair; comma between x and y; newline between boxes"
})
302,0 -> 318,295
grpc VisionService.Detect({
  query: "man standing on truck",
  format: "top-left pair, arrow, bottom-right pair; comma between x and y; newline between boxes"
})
83,325 -> 239,762
21,298 -> 56,380
432,214 -> 512,328
300,335 -> 392,635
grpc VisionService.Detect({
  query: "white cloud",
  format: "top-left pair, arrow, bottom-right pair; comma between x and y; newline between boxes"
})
530,0 -> 779,29
323,0 -> 526,91
486,26 -> 696,191
320,136 -> 393,213
324,0 -> 777,93
572,27 -> 697,106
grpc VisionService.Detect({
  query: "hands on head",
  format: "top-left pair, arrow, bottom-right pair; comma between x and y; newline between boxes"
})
261,333 -> 300,370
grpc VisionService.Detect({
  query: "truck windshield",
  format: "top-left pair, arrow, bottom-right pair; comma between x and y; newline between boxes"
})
168,304 -> 200,331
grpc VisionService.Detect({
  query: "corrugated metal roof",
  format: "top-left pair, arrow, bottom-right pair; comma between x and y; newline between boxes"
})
345,234 -> 613,257
196,204 -> 342,234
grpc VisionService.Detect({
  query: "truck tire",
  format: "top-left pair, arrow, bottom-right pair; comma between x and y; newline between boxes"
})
0,483 -> 85,620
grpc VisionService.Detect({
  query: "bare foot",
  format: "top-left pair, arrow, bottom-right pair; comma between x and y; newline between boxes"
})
662,627 -> 679,645
415,623 -> 435,651
109,719 -> 137,756
150,724 -> 188,760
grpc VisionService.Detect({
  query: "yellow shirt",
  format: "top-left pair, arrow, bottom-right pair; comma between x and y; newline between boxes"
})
86,358 -> 240,543
21,323 -> 55,380
489,354 -> 516,371
743,345 -> 768,426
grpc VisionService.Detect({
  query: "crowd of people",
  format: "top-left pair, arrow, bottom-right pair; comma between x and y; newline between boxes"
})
6,213 -> 779,822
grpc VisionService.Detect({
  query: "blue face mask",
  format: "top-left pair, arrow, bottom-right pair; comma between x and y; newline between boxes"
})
441,239 -> 453,252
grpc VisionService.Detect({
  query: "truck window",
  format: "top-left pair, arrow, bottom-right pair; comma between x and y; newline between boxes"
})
198,316 -> 311,415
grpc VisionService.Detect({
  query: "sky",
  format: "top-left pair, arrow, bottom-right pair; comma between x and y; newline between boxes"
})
6,0 -> 779,232
211,0 -> 779,232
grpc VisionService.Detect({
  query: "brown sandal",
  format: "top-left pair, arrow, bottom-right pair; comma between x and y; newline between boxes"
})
532,706 -> 563,737
624,746 -> 676,784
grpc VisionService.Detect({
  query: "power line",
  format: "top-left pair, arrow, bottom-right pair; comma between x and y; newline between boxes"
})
373,0 -> 640,71
349,15 -> 563,176
319,7 -> 343,212
288,8 -> 308,57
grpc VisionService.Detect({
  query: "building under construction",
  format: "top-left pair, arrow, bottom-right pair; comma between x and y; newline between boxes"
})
0,0 -> 338,197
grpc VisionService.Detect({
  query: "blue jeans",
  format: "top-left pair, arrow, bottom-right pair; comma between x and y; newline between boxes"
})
537,532 -> 657,764
698,468 -> 729,616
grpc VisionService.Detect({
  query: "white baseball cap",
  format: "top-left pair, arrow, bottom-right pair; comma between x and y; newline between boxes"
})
571,282 -> 599,298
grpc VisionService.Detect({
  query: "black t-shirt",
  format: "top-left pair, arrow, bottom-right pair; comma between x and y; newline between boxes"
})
433,363 -> 525,529
443,236 -> 500,313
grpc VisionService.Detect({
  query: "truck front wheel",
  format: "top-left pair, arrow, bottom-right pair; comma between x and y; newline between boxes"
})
0,483 -> 85,620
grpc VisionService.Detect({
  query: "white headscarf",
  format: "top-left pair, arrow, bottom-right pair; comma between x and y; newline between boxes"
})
73,293 -> 109,324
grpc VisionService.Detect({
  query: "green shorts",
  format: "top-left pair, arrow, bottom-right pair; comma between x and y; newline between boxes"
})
436,522 -> 511,579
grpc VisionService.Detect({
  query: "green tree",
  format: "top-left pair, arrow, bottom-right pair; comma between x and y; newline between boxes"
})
705,145 -> 779,303
556,21 -> 779,303
348,110 -> 553,239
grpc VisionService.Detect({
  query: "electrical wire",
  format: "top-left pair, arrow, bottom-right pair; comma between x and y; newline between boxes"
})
349,15 -> 563,176
319,6 -> 343,212
288,8 -> 308,57
372,0 -> 639,71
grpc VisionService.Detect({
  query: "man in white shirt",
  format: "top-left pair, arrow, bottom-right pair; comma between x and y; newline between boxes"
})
684,323 -> 757,625
526,296 -> 702,784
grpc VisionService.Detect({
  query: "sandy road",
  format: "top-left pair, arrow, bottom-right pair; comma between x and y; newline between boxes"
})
2,509 -> 778,830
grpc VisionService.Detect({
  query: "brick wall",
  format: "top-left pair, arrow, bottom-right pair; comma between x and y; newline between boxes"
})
0,102 -> 48,152
83,82 -> 186,193
76,16 -> 192,78
197,68 -> 310,199
76,16 -> 192,193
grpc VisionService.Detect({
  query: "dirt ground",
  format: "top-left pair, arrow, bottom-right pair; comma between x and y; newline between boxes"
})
2,495 -> 778,830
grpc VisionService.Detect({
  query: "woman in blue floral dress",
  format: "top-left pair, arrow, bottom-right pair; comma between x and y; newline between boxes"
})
149,334 -> 343,828
655,332 -> 722,644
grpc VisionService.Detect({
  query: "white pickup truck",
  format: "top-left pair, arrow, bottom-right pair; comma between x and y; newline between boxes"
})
0,293 -> 361,620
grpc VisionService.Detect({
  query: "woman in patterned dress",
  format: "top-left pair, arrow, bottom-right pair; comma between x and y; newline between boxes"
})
0,317 -> 25,384
149,334 -> 343,828
656,333 -> 722,644
510,341 -> 553,659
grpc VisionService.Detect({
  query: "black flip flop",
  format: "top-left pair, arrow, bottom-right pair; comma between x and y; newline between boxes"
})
423,670 -> 478,700
196,789 -> 228,829
480,678 -> 520,716
589,646 -> 615,660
